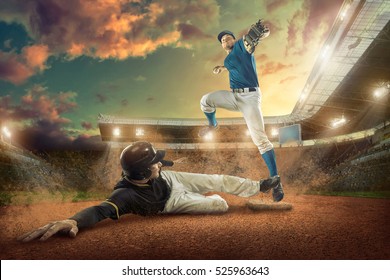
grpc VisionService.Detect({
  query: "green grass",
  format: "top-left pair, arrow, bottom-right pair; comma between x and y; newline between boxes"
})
305,190 -> 390,199
0,191 -> 14,206
72,191 -> 92,202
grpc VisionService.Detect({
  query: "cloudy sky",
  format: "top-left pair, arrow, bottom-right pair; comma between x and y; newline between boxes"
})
0,0 -> 343,150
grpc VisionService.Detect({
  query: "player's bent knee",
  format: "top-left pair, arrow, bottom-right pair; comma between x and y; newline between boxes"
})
200,94 -> 214,112
211,199 -> 229,213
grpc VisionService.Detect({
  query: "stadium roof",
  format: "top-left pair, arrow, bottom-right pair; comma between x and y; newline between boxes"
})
99,0 -> 390,143
291,0 -> 390,139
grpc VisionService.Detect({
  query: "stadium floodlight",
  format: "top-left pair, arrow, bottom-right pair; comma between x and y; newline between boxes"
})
203,132 -> 214,141
321,45 -> 330,58
340,3 -> 350,21
271,128 -> 279,137
373,87 -> 388,99
2,126 -> 11,138
340,4 -> 350,21
340,11 -> 346,21
299,93 -> 307,102
300,85 -> 309,102
331,116 -> 346,128
135,128 -> 144,137
113,127 -> 121,136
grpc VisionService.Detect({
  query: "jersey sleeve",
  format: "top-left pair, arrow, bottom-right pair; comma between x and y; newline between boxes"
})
236,39 -> 253,55
69,201 -> 119,229
237,39 -> 245,52
70,188 -> 136,229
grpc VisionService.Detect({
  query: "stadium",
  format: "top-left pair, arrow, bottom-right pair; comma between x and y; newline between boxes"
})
0,0 -> 389,260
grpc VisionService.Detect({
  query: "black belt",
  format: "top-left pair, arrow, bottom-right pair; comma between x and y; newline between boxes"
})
232,87 -> 257,93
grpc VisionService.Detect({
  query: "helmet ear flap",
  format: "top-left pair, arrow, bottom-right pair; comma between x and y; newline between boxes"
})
128,167 -> 152,180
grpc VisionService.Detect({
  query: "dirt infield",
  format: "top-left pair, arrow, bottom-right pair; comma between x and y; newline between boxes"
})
0,191 -> 389,260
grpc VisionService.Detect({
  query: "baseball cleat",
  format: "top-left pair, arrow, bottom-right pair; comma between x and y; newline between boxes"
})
272,183 -> 284,202
259,175 -> 280,193
198,124 -> 219,137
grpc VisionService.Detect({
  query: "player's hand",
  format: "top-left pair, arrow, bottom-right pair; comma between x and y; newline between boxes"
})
213,66 -> 225,74
17,219 -> 79,242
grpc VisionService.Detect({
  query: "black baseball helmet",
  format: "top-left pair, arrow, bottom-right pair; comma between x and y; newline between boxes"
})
120,141 -> 165,180
217,30 -> 235,43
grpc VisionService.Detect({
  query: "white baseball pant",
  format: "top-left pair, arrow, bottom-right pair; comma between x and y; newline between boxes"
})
200,88 -> 273,154
161,170 -> 259,214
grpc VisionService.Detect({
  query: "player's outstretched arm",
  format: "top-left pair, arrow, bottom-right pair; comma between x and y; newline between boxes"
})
17,201 -> 119,242
17,219 -> 78,242
243,19 -> 270,54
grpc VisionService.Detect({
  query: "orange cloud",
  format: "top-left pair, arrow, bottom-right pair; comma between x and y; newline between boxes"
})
0,44 -> 50,85
177,23 -> 213,41
286,0 -> 343,56
1,0 -> 219,60
256,53 -> 269,62
23,44 -> 50,71
0,0 -> 220,84
19,85 -> 77,124
279,75 -> 298,84
0,51 -> 34,85
260,62 -> 294,76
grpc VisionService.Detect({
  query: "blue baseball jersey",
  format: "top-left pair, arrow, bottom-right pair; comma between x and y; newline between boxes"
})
224,38 -> 259,89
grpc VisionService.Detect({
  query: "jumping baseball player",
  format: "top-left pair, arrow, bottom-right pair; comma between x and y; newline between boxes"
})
199,19 -> 284,202
18,141 -> 280,241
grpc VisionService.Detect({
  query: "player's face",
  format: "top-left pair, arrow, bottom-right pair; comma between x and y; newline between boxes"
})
149,162 -> 162,179
221,35 -> 235,51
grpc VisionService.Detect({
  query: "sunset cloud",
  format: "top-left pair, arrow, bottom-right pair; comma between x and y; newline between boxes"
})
23,44 -> 50,71
81,121 -> 93,130
121,99 -> 129,107
14,121 -> 106,151
95,93 -> 108,104
0,85 -> 102,151
260,62 -> 294,76
265,0 -> 290,13
146,96 -> 155,102
0,44 -> 50,85
0,0 -> 219,60
279,75 -> 298,84
286,0 -> 343,56
134,75 -> 146,82
0,95 -> 12,118
1,85 -> 77,124
0,51 -> 34,85
256,53 -> 269,62
177,23 -> 213,41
